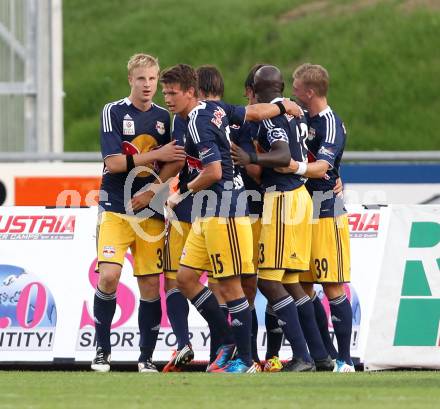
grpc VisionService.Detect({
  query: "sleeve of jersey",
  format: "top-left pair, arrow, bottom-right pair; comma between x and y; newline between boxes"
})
172,115 -> 186,147
224,103 -> 246,127
100,105 -> 123,159
315,122 -> 344,168
188,117 -> 221,166
262,117 -> 289,146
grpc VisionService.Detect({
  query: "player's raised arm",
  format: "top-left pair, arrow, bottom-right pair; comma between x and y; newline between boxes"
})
244,98 -> 303,122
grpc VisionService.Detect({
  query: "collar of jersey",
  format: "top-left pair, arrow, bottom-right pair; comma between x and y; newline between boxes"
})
188,101 -> 207,118
270,97 -> 284,103
318,106 -> 332,117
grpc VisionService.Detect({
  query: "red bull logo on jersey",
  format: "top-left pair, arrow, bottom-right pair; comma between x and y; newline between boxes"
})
348,212 -> 380,238
211,107 -> 226,128
308,127 -> 316,140
102,246 -> 116,258
0,215 -> 76,240
155,121 -> 166,135
123,115 -> 135,136
186,155 -> 203,174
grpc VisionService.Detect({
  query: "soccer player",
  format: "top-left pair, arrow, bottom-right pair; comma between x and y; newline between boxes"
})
92,53 -> 186,373
291,63 -> 354,372
231,65 -> 320,372
162,64 -> 302,372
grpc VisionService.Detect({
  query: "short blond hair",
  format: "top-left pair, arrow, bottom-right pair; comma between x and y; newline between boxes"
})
293,63 -> 329,97
127,53 -> 159,75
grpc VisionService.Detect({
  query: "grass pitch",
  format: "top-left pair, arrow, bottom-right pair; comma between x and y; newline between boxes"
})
1,371 -> 438,409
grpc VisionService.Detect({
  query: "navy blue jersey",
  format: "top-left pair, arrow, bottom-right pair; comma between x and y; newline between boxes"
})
230,121 -> 263,217
181,100 -> 248,219
99,97 -> 171,216
172,101 -> 247,221
305,106 -> 347,218
256,98 -> 308,192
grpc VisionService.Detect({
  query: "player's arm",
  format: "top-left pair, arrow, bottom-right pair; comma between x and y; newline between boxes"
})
245,99 -> 303,122
231,140 -> 290,168
104,141 -> 185,173
130,117 -> 186,211
284,159 -> 329,178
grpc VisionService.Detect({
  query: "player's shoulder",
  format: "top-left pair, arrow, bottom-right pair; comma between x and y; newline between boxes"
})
152,102 -> 171,120
101,97 -> 128,115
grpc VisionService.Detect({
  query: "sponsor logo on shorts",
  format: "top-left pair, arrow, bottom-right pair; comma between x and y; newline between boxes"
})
102,246 -> 116,258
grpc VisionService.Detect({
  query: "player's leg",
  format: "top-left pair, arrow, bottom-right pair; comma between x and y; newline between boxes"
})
283,278 -> 333,370
92,211 -> 133,372
245,216 -> 261,365
258,275 -> 313,372
132,217 -> 166,373
311,214 -> 354,372
301,281 -> 338,360
178,219 -> 235,370
258,190 -> 314,372
241,274 -> 260,365
263,302 -> 283,372
205,217 -> 258,373
208,278 -> 229,364
163,221 -> 193,372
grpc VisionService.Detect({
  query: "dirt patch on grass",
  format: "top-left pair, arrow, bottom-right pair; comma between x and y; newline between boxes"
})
400,0 -> 440,12
279,0 -> 388,23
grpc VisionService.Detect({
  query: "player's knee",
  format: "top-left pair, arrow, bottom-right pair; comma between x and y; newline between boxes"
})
241,276 -> 257,304
165,277 -> 178,292
258,279 -> 283,302
283,282 -> 306,301
137,275 -> 160,299
218,276 -> 244,302
176,267 -> 198,295
323,283 -> 345,300
300,282 -> 314,298
98,263 -> 122,292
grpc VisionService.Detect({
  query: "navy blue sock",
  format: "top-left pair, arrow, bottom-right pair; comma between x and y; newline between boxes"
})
265,304 -> 283,360
312,292 -> 338,359
219,303 -> 229,319
250,305 -> 260,363
227,298 -> 252,366
191,287 -> 234,359
166,288 -> 190,349
138,297 -> 162,362
272,295 -> 311,363
209,303 -> 230,363
93,287 -> 116,353
329,294 -> 353,364
296,295 -> 328,361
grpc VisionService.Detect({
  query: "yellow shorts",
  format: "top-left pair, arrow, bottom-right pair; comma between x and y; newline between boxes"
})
97,211 -> 165,276
259,269 -> 300,284
180,217 -> 254,280
301,214 -> 351,283
164,220 -> 192,280
250,217 -> 262,272
258,186 -> 312,282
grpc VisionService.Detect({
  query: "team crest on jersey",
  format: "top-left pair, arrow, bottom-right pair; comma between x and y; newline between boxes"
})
123,114 -> 135,136
156,121 -> 166,135
211,107 -> 226,128
308,127 -> 316,140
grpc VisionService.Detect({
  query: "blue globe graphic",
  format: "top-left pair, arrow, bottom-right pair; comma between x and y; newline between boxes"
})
0,264 -> 57,328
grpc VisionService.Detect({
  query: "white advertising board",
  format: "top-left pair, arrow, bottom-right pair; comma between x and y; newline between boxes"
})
0,205 -> 392,364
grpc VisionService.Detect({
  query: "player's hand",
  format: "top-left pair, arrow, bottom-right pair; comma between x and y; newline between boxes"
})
166,191 -> 181,210
231,142 -> 251,166
156,141 -> 186,162
128,184 -> 160,212
283,99 -> 303,117
334,177 -> 343,197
